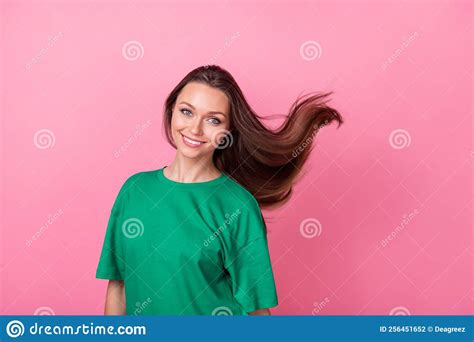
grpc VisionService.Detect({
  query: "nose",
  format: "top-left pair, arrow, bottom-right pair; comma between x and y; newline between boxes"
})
189,117 -> 203,136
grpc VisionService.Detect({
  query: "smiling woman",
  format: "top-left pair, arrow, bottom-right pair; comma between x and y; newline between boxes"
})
96,65 -> 344,316
156,79 -> 235,182
162,65 -> 344,205
166,81 -> 233,171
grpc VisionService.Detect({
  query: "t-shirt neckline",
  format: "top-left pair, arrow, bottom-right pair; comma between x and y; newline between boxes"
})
156,166 -> 227,188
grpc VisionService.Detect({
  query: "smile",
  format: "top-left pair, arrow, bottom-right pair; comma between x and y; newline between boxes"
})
180,133 -> 205,147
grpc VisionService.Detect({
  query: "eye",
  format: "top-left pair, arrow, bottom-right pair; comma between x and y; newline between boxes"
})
208,118 -> 221,125
180,109 -> 192,116
180,108 -> 222,126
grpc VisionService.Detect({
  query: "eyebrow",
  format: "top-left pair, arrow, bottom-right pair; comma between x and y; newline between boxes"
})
179,101 -> 226,117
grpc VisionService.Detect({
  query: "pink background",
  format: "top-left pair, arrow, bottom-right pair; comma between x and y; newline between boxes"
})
1,0 -> 472,315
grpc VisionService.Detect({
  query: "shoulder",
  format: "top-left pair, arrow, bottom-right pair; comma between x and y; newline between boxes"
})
221,174 -> 263,220
116,169 -> 157,198
220,175 -> 268,241
222,173 -> 261,208
123,169 -> 155,185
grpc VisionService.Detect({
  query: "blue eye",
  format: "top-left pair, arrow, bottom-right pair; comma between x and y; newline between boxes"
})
209,118 -> 221,125
180,108 -> 222,125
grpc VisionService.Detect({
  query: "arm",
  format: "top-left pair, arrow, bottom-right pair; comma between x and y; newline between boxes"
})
248,308 -> 271,315
104,280 -> 126,315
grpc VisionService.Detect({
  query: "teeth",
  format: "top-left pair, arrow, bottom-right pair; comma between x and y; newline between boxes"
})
183,135 -> 203,145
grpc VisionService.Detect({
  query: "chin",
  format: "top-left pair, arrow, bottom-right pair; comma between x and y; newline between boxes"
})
180,150 -> 211,160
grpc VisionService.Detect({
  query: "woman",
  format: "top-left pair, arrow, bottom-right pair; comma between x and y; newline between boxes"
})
96,65 -> 343,315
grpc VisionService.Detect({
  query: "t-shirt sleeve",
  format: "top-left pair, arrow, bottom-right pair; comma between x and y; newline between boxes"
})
223,197 -> 279,313
95,175 -> 135,280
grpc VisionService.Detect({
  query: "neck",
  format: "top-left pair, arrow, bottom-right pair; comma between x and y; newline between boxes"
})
165,154 -> 221,183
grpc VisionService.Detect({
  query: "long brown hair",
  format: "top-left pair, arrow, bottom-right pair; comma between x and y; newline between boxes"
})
163,65 -> 344,210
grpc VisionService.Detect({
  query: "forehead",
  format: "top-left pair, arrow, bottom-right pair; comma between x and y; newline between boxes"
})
177,82 -> 229,115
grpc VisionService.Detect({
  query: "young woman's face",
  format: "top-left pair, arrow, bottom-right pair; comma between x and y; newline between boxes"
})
171,81 -> 231,159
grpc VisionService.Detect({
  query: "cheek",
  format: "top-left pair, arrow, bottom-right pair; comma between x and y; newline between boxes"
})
205,127 -> 226,146
171,112 -> 185,129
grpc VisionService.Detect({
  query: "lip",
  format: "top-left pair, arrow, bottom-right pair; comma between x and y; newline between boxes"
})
180,133 -> 206,147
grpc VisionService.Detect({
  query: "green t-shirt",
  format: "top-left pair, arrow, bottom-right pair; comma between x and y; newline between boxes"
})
96,166 -> 278,315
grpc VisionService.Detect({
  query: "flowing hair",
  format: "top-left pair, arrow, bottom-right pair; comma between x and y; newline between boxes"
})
162,65 -> 344,210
